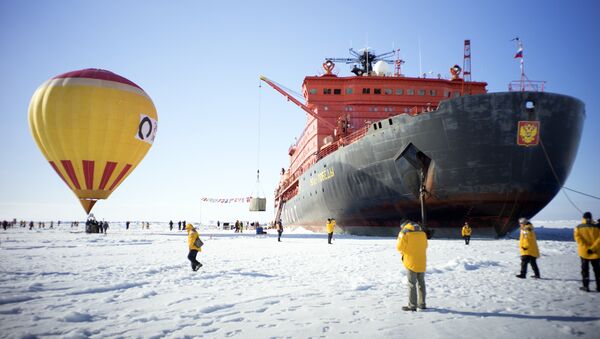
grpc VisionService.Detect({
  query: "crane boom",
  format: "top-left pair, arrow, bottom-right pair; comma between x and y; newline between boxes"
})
259,75 -> 337,129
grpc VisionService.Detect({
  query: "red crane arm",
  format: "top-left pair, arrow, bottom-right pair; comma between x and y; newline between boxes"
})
260,75 -> 337,129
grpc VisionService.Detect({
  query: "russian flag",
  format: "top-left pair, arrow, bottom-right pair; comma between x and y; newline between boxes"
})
514,47 -> 523,58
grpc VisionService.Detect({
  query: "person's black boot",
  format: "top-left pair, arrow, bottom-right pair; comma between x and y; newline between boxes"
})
515,274 -> 526,278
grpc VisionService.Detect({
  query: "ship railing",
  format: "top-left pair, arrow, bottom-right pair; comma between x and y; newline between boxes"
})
508,80 -> 546,92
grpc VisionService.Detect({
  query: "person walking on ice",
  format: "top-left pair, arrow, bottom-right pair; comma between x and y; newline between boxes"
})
326,218 -> 336,244
276,219 -> 283,242
186,223 -> 203,271
461,222 -> 472,245
574,211 -> 600,292
515,218 -> 540,279
397,220 -> 428,311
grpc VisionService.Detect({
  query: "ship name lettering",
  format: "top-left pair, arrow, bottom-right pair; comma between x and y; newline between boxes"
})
310,167 -> 335,185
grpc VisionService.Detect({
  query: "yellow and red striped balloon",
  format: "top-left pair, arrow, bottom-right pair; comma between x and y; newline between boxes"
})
28,69 -> 158,213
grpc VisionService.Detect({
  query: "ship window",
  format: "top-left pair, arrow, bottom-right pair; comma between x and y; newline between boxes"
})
388,119 -> 393,125
362,88 -> 370,94
334,89 -> 341,95
418,89 -> 426,96
453,91 -> 460,97
430,90 -> 437,96
407,89 -> 414,95
323,88 -> 332,95
396,89 -> 404,95
378,122 -> 382,128
384,89 -> 393,95
374,88 -> 382,95
346,88 -> 353,94
309,89 -> 317,94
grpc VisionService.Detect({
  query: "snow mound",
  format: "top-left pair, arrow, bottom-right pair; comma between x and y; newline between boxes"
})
429,258 -> 502,273
62,311 -> 93,322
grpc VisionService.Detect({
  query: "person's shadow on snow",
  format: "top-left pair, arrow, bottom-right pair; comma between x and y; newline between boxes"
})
427,308 -> 600,322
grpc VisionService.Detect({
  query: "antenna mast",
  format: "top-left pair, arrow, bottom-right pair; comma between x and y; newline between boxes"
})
462,39 -> 472,94
394,49 -> 404,77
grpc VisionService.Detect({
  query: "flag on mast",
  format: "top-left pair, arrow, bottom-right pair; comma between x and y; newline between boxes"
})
514,47 -> 523,58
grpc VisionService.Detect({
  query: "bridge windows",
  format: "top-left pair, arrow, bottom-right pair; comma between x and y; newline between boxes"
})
418,89 -> 426,96
323,88 -> 332,95
345,88 -> 353,94
334,89 -> 341,95
429,89 -> 437,96
396,89 -> 404,95
384,89 -> 393,95
362,88 -> 371,94
407,89 -> 414,95
374,88 -> 382,95
309,89 -> 317,95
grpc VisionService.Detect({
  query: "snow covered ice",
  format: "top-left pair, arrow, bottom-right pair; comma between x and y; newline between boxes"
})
1,221 -> 599,338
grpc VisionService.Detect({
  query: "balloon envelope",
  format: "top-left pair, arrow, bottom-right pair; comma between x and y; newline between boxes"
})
28,69 -> 158,213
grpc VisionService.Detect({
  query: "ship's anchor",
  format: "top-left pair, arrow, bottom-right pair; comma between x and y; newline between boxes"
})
397,143 -> 433,238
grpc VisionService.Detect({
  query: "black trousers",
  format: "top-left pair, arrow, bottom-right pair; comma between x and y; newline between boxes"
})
581,258 -> 600,289
277,230 -> 283,241
187,250 -> 200,269
463,236 -> 470,245
520,255 -> 540,277
328,232 -> 333,244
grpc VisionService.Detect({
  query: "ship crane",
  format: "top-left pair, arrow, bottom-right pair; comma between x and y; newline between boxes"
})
327,48 -> 397,76
259,75 -> 337,130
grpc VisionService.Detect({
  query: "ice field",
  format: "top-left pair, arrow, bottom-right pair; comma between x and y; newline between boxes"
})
1,221 -> 599,338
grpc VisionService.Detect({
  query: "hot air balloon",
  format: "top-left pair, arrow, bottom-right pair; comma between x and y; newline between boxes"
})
28,69 -> 158,214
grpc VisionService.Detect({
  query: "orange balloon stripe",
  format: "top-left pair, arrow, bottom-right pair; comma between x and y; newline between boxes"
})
99,162 -> 117,190
109,164 -> 132,191
49,161 -> 69,187
60,160 -> 81,190
82,160 -> 95,190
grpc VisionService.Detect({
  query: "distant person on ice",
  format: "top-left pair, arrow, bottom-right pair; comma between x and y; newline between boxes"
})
276,219 -> 283,242
461,222 -> 472,245
515,218 -> 541,279
169,220 -> 173,231
396,220 -> 428,311
186,223 -> 203,271
326,218 -> 336,244
574,211 -> 600,292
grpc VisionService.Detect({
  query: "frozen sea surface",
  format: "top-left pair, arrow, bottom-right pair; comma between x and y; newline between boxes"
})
0,220 -> 598,338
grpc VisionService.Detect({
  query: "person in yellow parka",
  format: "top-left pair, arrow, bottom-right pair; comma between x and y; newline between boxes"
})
326,218 -> 336,244
396,220 -> 428,311
186,223 -> 203,271
574,211 -> 600,292
461,222 -> 472,245
516,218 -> 540,279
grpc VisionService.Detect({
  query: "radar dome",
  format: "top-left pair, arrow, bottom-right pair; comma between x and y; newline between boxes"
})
373,61 -> 389,76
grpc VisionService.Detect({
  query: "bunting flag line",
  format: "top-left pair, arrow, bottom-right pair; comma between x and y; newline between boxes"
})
201,197 -> 252,204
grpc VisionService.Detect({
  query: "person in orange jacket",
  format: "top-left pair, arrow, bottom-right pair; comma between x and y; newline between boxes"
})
186,223 -> 203,271
574,211 -> 600,292
461,222 -> 472,245
396,220 -> 428,311
515,218 -> 540,279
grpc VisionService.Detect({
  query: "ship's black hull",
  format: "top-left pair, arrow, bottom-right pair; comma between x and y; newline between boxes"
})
279,91 -> 585,237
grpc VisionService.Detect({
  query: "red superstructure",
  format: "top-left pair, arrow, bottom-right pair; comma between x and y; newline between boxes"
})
262,48 -> 488,220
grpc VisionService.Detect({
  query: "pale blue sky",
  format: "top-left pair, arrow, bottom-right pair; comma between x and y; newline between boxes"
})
1,0 -> 598,223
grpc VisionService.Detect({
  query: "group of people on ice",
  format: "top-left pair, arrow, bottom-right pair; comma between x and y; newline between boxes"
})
186,211 -> 600,313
